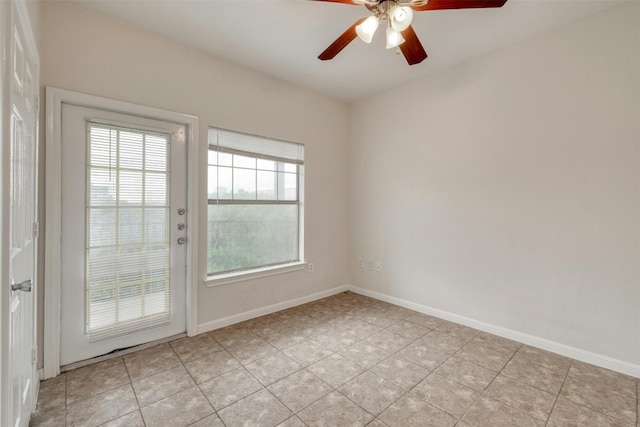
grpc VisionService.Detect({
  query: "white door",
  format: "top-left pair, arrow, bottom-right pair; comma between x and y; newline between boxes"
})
60,104 -> 187,365
6,0 -> 39,426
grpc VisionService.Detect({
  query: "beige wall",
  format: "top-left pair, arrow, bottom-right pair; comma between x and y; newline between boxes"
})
350,2 -> 640,367
38,1 -> 350,364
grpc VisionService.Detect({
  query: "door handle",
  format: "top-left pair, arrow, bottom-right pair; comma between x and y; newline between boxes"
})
11,279 -> 32,292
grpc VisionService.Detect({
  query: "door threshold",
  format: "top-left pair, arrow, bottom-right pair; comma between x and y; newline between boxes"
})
60,332 -> 187,373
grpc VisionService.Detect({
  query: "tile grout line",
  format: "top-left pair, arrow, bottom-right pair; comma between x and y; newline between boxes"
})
543,358 -> 573,427
172,342 -> 220,427
279,367 -> 336,424
402,347 -> 463,421
451,341 -> 523,426
136,341 -> 220,426
64,374 -> 68,427
360,314 -> 466,423
235,334 -> 376,425
356,319 -> 463,424
246,302 -> 399,424
547,360 -> 636,426
217,298 -> 367,424
120,354 -> 146,426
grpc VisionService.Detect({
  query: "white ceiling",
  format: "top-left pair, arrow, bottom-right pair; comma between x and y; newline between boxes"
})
66,0 -> 621,102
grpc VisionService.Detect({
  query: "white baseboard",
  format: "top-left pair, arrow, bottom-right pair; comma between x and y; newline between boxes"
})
348,285 -> 640,379
197,285 -> 351,334
196,283 -> 639,378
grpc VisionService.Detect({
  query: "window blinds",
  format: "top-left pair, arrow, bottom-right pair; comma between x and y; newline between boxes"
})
86,123 -> 171,342
208,128 -> 304,165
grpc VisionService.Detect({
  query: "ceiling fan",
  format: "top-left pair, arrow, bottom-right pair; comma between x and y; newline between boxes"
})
316,0 -> 508,65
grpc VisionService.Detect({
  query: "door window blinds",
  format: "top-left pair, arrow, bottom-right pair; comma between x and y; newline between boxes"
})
86,123 -> 171,342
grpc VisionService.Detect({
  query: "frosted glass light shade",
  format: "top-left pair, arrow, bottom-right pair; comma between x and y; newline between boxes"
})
356,16 -> 379,43
390,5 -> 413,32
385,27 -> 405,49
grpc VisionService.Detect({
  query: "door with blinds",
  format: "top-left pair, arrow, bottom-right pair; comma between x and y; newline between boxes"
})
59,104 -> 187,365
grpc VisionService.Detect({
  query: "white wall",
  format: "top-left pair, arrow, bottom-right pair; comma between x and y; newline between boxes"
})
350,2 -> 640,368
39,1 -> 350,360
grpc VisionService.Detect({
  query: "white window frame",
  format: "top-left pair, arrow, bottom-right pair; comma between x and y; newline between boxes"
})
205,127 -> 305,287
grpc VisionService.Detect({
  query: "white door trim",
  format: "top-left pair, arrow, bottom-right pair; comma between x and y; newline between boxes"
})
44,88 -> 199,379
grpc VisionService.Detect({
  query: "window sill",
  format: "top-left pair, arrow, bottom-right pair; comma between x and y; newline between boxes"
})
204,262 -> 306,288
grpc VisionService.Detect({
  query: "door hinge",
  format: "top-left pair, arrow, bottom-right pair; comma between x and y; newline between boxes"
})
32,348 -> 38,365
33,222 -> 39,238
35,96 -> 40,113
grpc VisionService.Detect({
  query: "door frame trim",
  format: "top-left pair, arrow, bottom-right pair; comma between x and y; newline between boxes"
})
44,88 -> 199,379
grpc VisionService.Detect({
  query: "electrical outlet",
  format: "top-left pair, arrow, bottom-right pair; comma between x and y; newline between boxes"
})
368,261 -> 374,271
308,263 -> 314,273
358,258 -> 364,268
376,261 -> 382,272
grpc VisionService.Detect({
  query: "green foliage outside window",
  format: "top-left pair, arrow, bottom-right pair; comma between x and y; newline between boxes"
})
207,203 -> 298,275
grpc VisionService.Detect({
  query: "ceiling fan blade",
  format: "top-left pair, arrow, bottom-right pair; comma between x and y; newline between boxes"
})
412,0 -> 507,11
399,26 -> 428,65
318,18 -> 366,61
312,0 -> 361,4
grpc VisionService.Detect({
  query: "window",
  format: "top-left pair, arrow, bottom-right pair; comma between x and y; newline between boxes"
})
207,128 -> 304,277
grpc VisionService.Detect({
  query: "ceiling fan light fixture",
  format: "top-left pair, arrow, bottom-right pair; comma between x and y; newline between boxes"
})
356,15 -> 379,43
390,5 -> 413,32
385,27 -> 405,49
318,0 -> 508,65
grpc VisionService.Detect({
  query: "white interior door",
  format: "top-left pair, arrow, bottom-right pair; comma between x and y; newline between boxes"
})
60,104 -> 187,365
6,0 -> 39,425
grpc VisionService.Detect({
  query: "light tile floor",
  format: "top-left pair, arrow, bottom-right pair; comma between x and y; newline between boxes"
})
30,292 -> 639,427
